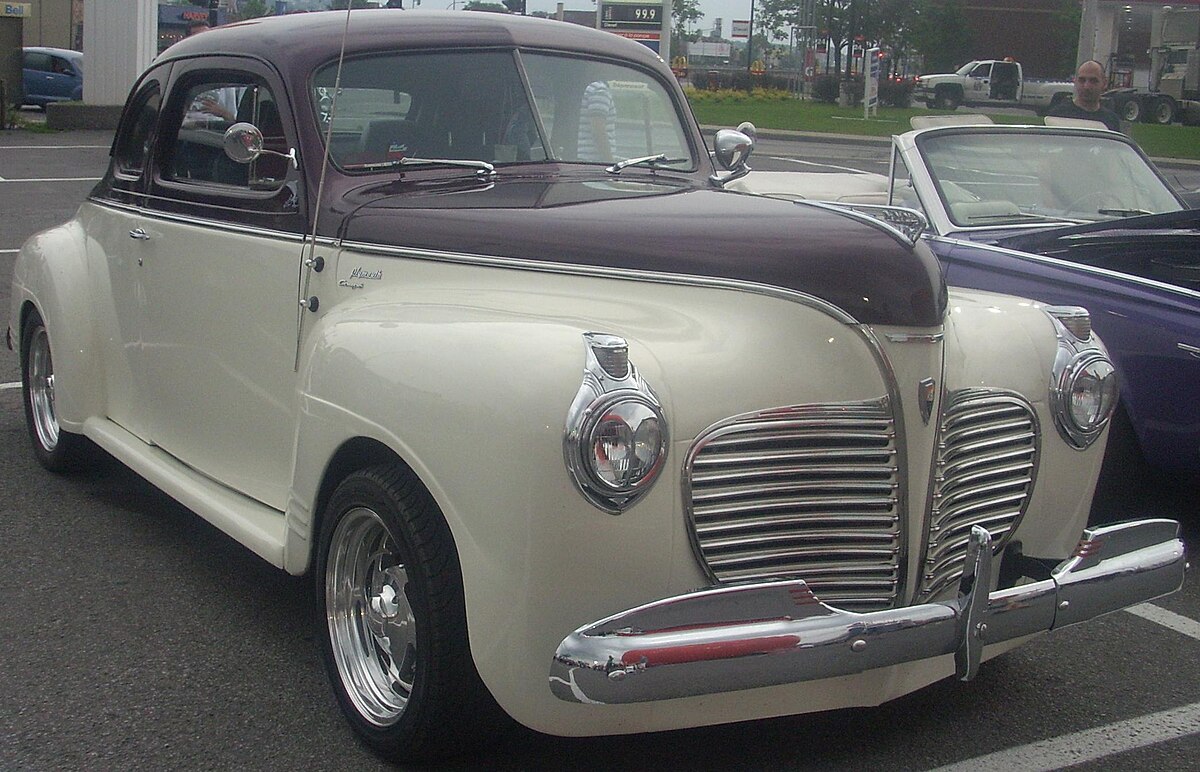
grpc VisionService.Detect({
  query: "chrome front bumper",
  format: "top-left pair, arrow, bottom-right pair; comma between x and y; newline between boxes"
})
549,519 -> 1186,704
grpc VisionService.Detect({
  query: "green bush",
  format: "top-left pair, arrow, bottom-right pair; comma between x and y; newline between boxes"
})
812,75 -> 840,103
879,78 -> 914,108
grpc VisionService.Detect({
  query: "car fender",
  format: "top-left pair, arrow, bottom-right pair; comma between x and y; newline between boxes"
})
9,220 -> 106,432
285,257 -> 899,729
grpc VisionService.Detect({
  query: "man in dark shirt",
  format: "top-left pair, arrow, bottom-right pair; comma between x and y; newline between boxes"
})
1048,60 -> 1123,132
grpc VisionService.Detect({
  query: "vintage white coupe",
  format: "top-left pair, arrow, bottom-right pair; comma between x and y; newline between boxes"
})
8,11 -> 1187,761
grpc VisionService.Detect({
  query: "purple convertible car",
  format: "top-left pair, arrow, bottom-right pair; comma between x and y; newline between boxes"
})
735,121 -> 1200,484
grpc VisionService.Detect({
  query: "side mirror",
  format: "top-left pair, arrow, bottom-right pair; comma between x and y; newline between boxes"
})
710,123 -> 756,187
223,122 -> 264,163
223,122 -> 297,169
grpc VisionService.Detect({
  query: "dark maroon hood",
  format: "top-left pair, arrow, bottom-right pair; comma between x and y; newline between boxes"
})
336,175 -> 946,327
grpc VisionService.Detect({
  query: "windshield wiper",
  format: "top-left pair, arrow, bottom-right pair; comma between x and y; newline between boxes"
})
606,154 -> 689,174
967,212 -> 1081,224
1097,207 -> 1154,217
342,156 -> 495,178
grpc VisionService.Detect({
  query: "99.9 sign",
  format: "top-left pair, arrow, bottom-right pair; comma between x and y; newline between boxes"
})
601,3 -> 662,31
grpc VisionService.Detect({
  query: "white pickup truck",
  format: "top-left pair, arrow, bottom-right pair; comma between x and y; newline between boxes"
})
913,60 -> 1074,114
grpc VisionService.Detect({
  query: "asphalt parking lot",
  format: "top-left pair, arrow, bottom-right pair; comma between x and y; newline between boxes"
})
1,128 -> 1198,771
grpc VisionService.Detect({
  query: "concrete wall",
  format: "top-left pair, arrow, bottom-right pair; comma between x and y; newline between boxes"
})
21,0 -> 74,49
83,0 -> 156,106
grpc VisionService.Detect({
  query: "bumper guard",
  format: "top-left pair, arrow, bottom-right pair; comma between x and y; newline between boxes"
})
549,519 -> 1186,704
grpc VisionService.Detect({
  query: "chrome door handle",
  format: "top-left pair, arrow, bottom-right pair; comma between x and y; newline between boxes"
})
1179,343 -> 1200,359
129,228 -> 150,240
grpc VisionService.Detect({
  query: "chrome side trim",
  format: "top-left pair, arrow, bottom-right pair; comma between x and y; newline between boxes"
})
549,519 -> 1185,704
88,198 -> 316,245
885,332 -> 944,344
927,234 -> 1200,304
335,238 -> 864,325
1179,342 -> 1200,359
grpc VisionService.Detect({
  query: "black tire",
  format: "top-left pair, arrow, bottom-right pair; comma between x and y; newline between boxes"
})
1117,96 -> 1141,123
1152,96 -> 1176,125
20,309 -> 90,472
314,464 -> 505,761
935,88 -> 960,111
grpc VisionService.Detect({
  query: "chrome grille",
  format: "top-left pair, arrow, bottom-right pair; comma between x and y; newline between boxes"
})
684,400 -> 902,612
920,390 -> 1039,601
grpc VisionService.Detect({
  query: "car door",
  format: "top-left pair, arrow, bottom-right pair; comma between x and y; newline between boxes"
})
140,58 -> 306,509
965,62 -> 991,100
85,65 -> 170,442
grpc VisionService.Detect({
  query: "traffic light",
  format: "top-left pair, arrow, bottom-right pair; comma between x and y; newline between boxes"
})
502,0 -> 526,13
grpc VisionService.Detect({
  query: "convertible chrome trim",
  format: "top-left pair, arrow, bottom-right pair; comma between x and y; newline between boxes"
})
928,234 -> 1200,303
549,519 -> 1186,704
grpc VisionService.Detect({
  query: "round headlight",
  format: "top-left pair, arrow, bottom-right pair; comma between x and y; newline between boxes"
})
1053,351 -> 1118,448
584,397 -> 666,493
1068,357 -> 1117,432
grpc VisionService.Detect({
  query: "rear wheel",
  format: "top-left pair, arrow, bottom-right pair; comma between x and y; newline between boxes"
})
1152,96 -> 1176,125
21,309 -> 89,472
315,465 -> 504,761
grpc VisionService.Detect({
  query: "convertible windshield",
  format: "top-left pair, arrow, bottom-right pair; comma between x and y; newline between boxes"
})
311,50 -> 695,171
916,131 -> 1184,228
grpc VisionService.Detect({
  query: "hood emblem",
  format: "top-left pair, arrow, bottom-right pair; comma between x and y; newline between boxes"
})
919,378 -> 937,425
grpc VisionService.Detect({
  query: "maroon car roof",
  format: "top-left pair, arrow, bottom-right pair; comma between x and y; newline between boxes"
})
157,9 -> 664,71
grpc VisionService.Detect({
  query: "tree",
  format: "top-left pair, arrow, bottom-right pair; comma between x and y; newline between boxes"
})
234,0 -> 274,20
463,1 -> 510,11
909,0 -> 972,72
671,0 -> 704,58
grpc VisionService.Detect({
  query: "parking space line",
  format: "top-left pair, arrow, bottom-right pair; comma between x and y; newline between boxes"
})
0,145 -> 110,150
1,248 -> 17,254
771,155 -> 879,175
1127,603 -> 1200,640
0,177 -> 102,183
1,382 -> 20,390
928,701 -> 1200,772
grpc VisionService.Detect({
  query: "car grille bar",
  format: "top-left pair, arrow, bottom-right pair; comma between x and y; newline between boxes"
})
919,390 -> 1039,601
684,400 -> 902,611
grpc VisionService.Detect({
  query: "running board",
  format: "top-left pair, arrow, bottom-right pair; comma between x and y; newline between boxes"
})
82,417 -> 288,568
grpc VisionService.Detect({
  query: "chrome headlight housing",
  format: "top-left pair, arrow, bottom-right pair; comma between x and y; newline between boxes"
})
1046,306 -> 1118,449
564,333 -> 668,513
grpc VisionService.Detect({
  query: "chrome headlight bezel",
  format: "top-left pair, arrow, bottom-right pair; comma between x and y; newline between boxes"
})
564,333 -> 669,514
1045,307 -> 1118,449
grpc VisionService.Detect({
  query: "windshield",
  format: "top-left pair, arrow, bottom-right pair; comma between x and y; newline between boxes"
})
311,50 -> 695,172
916,130 -> 1184,228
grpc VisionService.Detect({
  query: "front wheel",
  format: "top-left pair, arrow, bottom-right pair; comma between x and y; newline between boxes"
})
21,309 -> 90,472
935,89 -> 960,110
315,465 -> 503,761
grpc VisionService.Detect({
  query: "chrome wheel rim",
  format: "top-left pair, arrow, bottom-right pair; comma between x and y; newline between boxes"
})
326,506 -> 417,727
28,327 -> 60,452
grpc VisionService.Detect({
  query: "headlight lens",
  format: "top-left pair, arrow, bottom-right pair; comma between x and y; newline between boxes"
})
585,397 -> 665,493
1068,357 -> 1117,432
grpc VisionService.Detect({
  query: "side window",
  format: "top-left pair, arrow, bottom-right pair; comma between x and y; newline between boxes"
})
114,83 -> 161,177
51,57 -> 73,76
165,75 -> 288,191
890,146 -> 924,216
24,52 -> 52,72
969,63 -> 991,79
